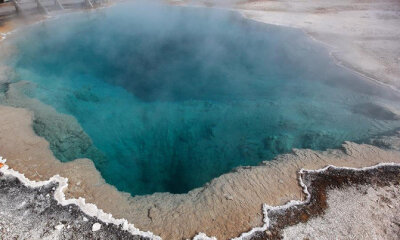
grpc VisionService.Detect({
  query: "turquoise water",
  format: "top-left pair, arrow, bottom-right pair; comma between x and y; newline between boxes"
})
8,2 -> 400,195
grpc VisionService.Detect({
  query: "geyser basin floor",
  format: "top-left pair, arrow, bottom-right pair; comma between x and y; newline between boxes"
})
4,2 -> 400,196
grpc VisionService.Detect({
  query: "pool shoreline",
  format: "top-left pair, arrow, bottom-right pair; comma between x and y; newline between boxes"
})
1,1 -> 400,239
236,0 -> 400,94
1,104 -> 400,239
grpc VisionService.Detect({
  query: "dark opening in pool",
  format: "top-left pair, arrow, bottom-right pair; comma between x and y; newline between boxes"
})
8,2 -> 400,195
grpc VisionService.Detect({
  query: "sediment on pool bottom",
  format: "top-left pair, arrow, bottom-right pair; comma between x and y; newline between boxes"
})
0,104 -> 400,239
0,80 -> 106,163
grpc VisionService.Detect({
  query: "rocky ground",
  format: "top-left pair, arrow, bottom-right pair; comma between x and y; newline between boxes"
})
246,164 -> 400,240
0,172 -> 149,240
281,184 -> 400,240
1,160 -> 400,240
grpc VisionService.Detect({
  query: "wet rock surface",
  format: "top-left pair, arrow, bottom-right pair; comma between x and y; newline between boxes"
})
0,172 -> 148,240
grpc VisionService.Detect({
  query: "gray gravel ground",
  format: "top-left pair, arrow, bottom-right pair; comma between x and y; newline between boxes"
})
0,172 -> 148,240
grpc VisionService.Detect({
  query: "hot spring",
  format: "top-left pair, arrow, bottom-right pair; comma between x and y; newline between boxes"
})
5,2 -> 400,195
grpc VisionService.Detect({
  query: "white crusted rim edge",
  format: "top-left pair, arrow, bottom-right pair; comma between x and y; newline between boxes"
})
0,156 -> 162,240
1,157 -> 400,240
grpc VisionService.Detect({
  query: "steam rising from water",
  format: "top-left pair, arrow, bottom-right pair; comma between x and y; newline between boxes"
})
7,2 -> 400,195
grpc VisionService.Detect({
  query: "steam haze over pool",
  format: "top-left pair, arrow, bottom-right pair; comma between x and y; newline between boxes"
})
7,1 -> 400,195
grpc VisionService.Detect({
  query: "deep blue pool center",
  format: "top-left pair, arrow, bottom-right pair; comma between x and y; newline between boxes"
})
9,2 -> 400,195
